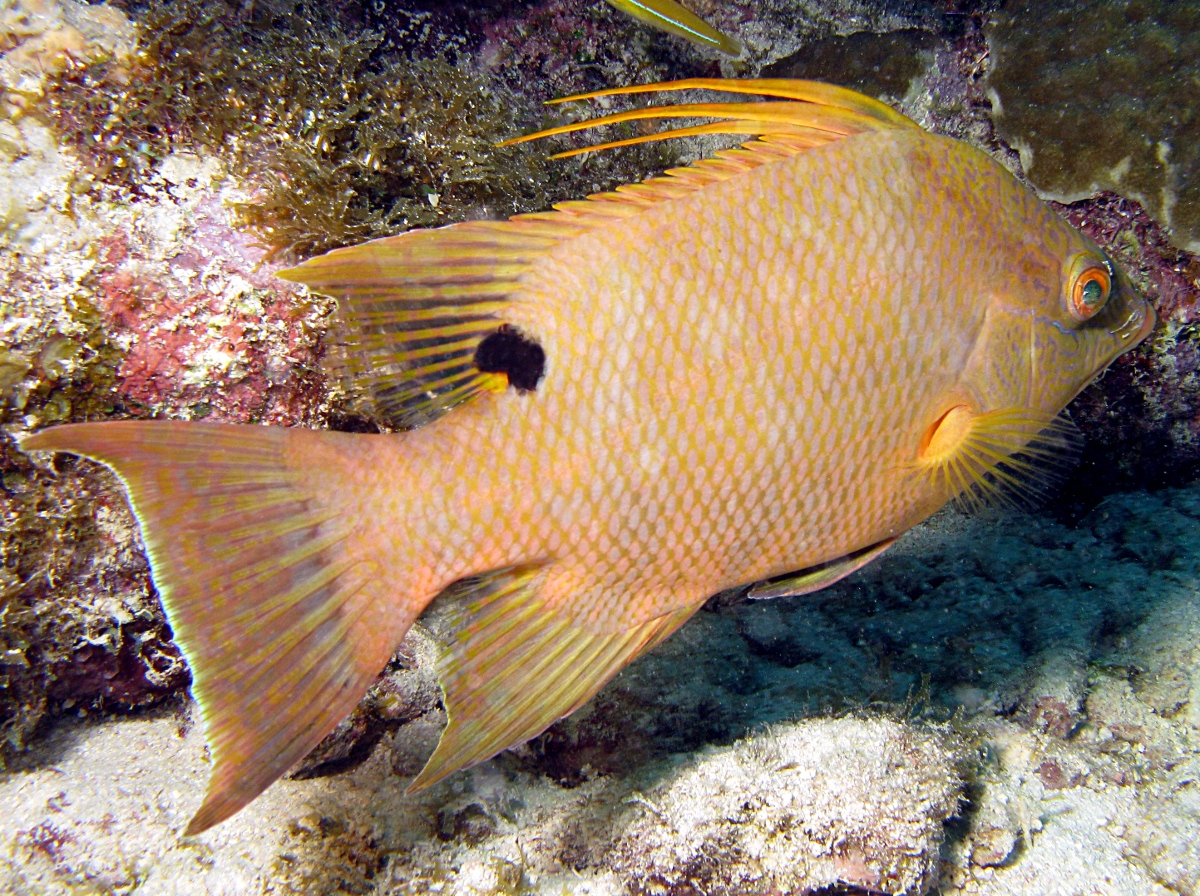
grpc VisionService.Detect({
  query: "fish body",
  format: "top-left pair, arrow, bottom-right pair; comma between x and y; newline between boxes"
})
334,127 -> 1094,622
20,79 -> 1153,833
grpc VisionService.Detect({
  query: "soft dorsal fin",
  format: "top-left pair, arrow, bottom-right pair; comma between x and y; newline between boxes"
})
278,222 -> 570,429
282,79 -> 917,431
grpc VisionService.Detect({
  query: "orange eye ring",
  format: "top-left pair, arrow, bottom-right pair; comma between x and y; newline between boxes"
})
1069,259 -> 1112,321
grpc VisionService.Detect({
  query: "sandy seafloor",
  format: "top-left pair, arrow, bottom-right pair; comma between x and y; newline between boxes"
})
3,484 -> 1199,895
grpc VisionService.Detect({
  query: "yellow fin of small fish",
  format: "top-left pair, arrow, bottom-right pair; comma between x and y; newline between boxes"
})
605,0 -> 742,56
19,422 -> 403,835
283,79 -> 914,431
409,567 -> 700,791
748,537 -> 897,600
916,406 -> 1083,513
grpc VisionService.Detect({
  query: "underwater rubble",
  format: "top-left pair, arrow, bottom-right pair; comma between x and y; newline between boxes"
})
1,0 -> 1199,893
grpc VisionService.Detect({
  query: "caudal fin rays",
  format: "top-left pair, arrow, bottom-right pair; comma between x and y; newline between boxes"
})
19,422 -> 411,835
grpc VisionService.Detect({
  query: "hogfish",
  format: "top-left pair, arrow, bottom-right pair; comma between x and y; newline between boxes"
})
21,78 -> 1154,833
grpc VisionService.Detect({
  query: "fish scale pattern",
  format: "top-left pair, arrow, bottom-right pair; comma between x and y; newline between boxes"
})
361,130 -> 993,633
348,120 -> 1146,643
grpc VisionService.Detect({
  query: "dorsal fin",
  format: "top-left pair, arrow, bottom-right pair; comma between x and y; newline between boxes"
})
278,222 -> 573,429
497,78 -> 918,230
283,79 -> 917,431
504,77 -> 916,156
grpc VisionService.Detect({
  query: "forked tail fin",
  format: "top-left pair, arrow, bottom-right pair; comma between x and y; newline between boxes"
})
19,422 -> 410,835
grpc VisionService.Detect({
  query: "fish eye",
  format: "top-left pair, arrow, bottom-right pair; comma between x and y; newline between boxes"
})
1067,254 -> 1113,322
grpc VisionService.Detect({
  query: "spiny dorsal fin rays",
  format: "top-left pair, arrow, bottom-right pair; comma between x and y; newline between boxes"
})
542,77 -> 917,127
500,100 -> 885,159
536,120 -> 834,161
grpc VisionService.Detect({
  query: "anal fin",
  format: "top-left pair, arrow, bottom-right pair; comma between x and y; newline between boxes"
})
748,537 -> 896,600
409,567 -> 699,791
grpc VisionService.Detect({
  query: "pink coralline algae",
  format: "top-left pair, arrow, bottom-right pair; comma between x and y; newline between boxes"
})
93,203 -> 330,427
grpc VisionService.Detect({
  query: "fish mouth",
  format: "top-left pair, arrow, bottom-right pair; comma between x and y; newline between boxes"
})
1113,298 -> 1157,347
1069,298 -> 1156,403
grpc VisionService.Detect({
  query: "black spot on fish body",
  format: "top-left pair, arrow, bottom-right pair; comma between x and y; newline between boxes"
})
475,326 -> 545,392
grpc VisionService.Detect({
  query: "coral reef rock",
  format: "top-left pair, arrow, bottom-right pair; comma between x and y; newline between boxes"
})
986,0 -> 1200,254
604,718 -> 964,896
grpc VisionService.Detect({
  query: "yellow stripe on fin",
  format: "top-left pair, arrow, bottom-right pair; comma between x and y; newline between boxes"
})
748,537 -> 897,600
19,422 -> 409,835
544,78 -> 916,127
496,78 -> 916,213
409,568 -> 701,791
606,0 -> 742,56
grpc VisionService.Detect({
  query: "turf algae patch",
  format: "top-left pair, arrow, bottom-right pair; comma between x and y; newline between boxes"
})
42,0 -> 560,258
985,0 -> 1200,254
0,443 -> 186,761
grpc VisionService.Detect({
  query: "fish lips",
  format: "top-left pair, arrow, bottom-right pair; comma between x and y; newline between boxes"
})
1068,294 -> 1156,403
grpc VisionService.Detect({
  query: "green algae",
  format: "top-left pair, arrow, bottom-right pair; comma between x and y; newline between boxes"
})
42,0 -> 557,258
986,0 -> 1200,253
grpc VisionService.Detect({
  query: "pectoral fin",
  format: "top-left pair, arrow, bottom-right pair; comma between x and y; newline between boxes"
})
410,568 -> 699,791
916,406 -> 1082,512
748,537 -> 897,600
